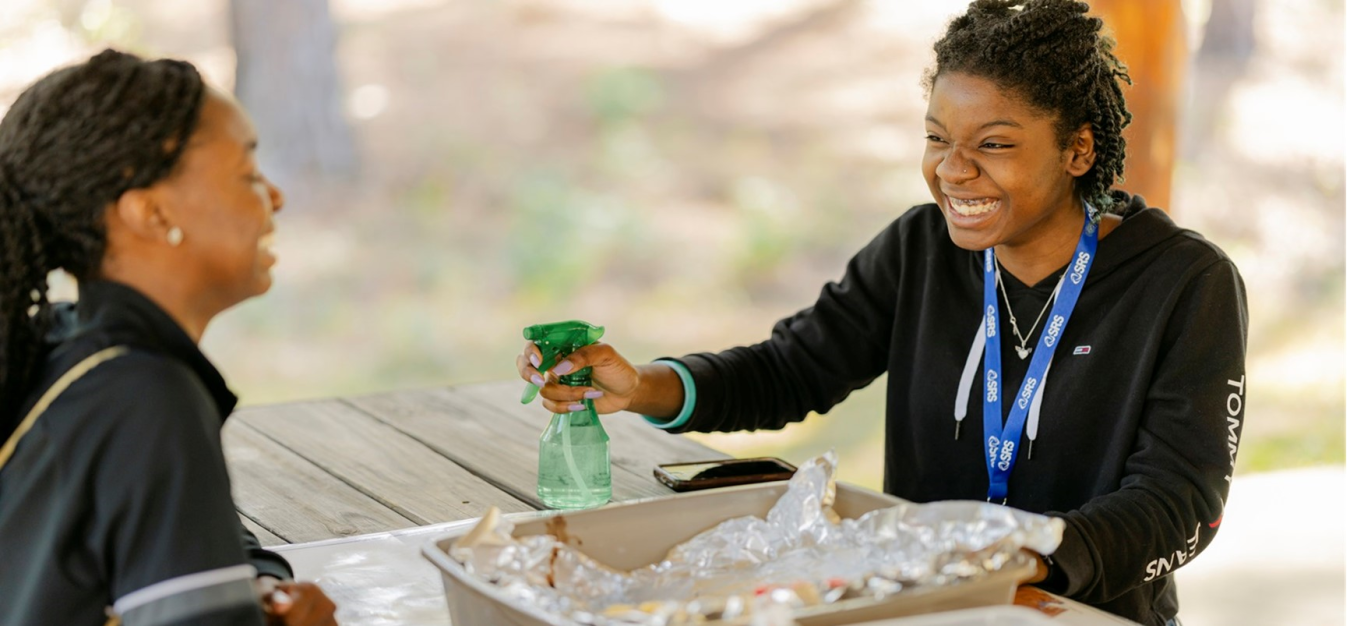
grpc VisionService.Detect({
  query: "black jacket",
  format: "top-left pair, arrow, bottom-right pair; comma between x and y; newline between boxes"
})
666,196 -> 1248,625
0,280 -> 290,626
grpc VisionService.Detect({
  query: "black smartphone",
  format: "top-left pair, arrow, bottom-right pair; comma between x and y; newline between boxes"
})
654,457 -> 798,492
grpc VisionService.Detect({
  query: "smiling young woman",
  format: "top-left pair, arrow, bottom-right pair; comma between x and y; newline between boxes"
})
0,51 -> 335,626
518,2 -> 1248,625
924,72 -> 1116,283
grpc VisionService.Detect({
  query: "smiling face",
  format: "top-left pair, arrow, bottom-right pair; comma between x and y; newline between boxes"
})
156,89 -> 284,310
923,72 -> 1092,256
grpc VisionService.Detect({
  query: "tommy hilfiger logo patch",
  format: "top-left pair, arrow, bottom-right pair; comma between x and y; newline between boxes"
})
1072,346 -> 1091,355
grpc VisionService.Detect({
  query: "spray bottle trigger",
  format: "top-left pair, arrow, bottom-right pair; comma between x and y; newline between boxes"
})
521,383 -> 540,404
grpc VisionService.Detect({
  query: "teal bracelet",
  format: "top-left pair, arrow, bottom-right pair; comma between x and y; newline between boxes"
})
643,360 -> 696,430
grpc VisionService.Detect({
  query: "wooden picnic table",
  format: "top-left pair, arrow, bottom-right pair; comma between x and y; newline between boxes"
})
222,379 -> 1134,625
223,379 -> 729,546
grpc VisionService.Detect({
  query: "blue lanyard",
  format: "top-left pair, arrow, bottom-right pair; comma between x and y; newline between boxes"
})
982,207 -> 1098,502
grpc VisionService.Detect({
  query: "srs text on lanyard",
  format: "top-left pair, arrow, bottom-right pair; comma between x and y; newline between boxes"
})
981,203 -> 1098,504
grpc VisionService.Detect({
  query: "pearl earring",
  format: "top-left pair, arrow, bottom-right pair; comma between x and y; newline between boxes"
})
167,227 -> 183,247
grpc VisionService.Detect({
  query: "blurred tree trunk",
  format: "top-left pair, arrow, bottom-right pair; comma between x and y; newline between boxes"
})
1089,0 -> 1188,210
1197,0 -> 1257,65
1186,0 -> 1258,158
229,0 -> 357,192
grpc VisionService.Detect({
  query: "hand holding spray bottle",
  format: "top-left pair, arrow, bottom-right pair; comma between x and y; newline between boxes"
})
522,320 -> 611,510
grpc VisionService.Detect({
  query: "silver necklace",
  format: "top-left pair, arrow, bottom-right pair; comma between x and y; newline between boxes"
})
995,263 -> 1058,360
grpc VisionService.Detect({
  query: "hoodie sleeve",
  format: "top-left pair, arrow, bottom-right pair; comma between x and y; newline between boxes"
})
88,355 -> 268,626
1041,258 -> 1249,604
241,525 -> 293,581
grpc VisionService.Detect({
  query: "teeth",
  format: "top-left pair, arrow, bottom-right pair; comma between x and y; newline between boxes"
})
949,197 -> 999,216
258,233 -> 275,251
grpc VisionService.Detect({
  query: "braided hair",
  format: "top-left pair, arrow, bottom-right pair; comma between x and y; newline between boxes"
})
924,0 -> 1133,213
0,50 -> 205,423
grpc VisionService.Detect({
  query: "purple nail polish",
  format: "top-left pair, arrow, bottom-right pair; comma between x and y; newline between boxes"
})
567,403 -> 585,412
529,354 -> 540,368
584,390 -> 603,399
531,374 -> 545,386
552,361 -> 574,375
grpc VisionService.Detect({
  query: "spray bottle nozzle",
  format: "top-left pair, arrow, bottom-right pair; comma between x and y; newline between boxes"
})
521,320 -> 605,404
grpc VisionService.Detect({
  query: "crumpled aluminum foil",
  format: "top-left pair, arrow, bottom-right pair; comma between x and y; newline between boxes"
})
450,452 -> 1063,625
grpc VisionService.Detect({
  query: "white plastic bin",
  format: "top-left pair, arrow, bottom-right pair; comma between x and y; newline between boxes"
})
422,482 -> 1035,625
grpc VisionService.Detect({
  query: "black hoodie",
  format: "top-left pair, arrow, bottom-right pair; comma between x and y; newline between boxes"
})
664,195 -> 1248,625
0,281 -> 290,626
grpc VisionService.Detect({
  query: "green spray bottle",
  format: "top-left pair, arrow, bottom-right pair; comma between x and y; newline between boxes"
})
522,320 -> 611,510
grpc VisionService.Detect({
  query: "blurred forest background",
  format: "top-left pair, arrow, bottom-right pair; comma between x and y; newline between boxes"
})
0,0 -> 1342,492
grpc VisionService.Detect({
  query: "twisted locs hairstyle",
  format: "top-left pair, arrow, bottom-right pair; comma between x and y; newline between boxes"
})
0,50 -> 205,423
924,0 -> 1133,213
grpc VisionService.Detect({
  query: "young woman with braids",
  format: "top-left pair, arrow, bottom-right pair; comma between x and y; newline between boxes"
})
518,2 -> 1246,624
0,51 -> 336,625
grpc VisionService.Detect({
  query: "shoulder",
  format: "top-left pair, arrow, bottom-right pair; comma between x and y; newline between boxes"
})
1110,207 -> 1248,328
72,350 -> 210,408
895,203 -> 947,237
1115,193 -> 1242,278
860,203 -> 949,252
844,204 -> 950,273
39,350 -> 217,448
1152,219 -> 1243,285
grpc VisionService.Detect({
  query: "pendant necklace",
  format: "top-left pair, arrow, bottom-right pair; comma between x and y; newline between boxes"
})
995,262 -> 1060,360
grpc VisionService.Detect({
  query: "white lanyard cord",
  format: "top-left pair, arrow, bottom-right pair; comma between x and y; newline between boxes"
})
953,319 -> 986,439
954,323 -> 1055,455
1025,354 -> 1050,457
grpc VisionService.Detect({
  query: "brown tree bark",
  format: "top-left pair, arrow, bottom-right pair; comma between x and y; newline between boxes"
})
229,0 -> 357,189
1089,0 -> 1188,210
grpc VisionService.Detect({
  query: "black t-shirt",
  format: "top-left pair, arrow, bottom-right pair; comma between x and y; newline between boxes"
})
0,280 -> 291,626
665,195 -> 1249,625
